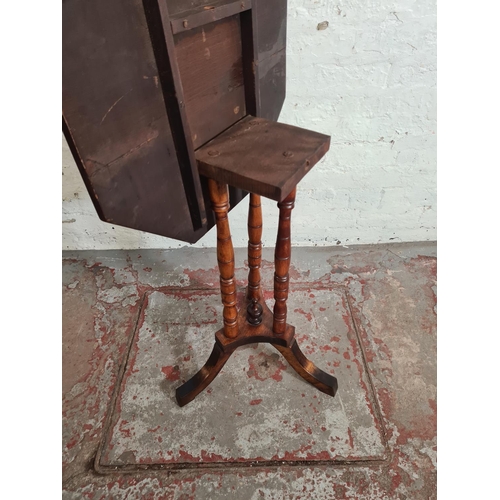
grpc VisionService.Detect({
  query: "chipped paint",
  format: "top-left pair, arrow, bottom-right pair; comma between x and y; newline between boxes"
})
63,242 -> 436,499
99,288 -> 385,467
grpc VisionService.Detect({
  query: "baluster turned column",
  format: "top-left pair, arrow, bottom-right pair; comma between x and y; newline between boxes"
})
247,193 -> 263,301
207,179 -> 238,339
246,193 -> 263,325
273,188 -> 296,335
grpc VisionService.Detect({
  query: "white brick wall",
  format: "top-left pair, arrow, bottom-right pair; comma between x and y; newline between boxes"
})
62,0 -> 436,250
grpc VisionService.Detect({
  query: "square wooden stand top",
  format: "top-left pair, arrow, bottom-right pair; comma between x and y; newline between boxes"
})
196,115 -> 331,202
175,115 -> 338,407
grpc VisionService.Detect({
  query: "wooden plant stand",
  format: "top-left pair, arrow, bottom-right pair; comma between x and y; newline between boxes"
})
176,117 -> 339,407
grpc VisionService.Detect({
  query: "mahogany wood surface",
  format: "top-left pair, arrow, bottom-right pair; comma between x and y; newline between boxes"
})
176,294 -> 338,406
63,0 -> 205,242
251,0 -> 287,121
196,116 -> 331,201
65,0 -> 337,409
174,15 -> 246,149
273,188 -> 296,335
208,180 -> 239,339
151,0 -> 208,226
170,0 -> 251,34
166,0 -> 224,17
247,193 -> 263,301
176,181 -> 337,407
175,343 -> 232,407
274,342 -> 338,397
216,298 -> 294,351
246,298 -> 263,325
63,0 -> 289,243
167,0 -> 287,123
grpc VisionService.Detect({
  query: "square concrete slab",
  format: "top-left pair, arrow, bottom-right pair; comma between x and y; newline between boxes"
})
97,286 -> 387,470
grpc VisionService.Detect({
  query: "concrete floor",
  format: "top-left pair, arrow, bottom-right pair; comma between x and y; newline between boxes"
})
62,242 -> 436,499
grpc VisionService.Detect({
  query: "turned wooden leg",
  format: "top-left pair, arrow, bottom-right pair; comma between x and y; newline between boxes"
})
176,186 -> 337,407
175,344 -> 232,407
273,188 -> 296,335
274,340 -> 338,397
208,179 -> 238,339
246,193 -> 264,325
247,193 -> 263,300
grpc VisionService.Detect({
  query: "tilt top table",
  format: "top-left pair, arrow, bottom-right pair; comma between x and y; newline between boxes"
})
176,115 -> 338,406
63,0 -> 339,408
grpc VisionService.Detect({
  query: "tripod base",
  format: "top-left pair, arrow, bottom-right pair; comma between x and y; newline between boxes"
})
176,299 -> 338,407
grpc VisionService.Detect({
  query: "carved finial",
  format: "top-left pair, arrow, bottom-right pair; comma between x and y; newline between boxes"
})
246,297 -> 263,326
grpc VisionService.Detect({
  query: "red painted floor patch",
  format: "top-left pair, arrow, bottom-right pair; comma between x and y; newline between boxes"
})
98,288 -> 387,469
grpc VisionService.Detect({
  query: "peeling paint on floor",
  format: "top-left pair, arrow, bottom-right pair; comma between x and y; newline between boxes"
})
62,242 -> 436,499
98,288 -> 386,469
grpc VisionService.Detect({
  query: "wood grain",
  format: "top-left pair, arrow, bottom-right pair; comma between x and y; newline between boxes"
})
166,0 -> 217,17
251,0 -> 288,121
63,0 -> 289,243
175,343 -> 231,407
170,0 -> 251,34
216,298 -> 293,351
208,180 -> 239,339
273,188 -> 296,335
148,0 -> 207,228
63,0 -> 211,243
247,193 -> 263,301
196,116 -> 331,202
176,292 -> 338,406
63,0 -> 201,241
274,341 -> 338,397
174,15 -> 246,150
175,184 -> 338,406
257,48 -> 286,122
